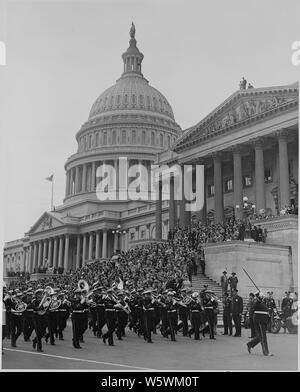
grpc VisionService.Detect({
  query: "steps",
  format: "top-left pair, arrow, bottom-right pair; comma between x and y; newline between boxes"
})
189,273 -> 249,327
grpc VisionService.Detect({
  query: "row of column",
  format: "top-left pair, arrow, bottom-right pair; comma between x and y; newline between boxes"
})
28,230 -> 111,273
156,130 -> 291,238
65,159 -> 153,198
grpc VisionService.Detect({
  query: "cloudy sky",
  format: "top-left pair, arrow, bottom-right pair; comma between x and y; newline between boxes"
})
0,0 -> 299,251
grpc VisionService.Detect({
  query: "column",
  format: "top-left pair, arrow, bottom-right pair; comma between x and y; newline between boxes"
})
82,234 -> 87,265
48,238 -> 53,267
28,244 -> 33,272
53,237 -> 58,269
155,178 -> 162,240
88,232 -> 93,260
213,153 -> 224,223
95,231 -> 100,259
233,147 -> 243,220
102,230 -> 107,258
37,241 -> 42,268
65,170 -> 69,197
91,162 -> 96,191
278,130 -> 290,209
70,168 -> 75,195
75,166 -> 80,193
64,235 -> 69,272
58,236 -> 64,269
254,139 -> 265,211
33,242 -> 38,272
169,174 -> 175,230
76,235 -> 81,269
43,240 -> 47,265
82,163 -> 87,192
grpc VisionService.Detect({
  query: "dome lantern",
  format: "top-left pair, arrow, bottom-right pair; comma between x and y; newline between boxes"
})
121,22 -> 144,77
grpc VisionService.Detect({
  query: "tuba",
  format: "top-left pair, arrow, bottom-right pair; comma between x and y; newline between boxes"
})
12,297 -> 27,313
49,297 -> 62,311
78,279 -> 89,292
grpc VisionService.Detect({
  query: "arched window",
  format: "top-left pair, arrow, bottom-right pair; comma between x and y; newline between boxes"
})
96,133 -> 99,146
103,132 -> 107,145
132,130 -> 136,144
142,131 -> 146,144
151,132 -> 155,145
112,130 -> 116,144
147,96 -> 151,109
110,96 -> 114,108
153,97 -> 157,110
132,94 -> 136,106
139,95 -> 144,107
124,94 -> 128,106
117,95 -> 121,107
122,130 -> 126,144
160,133 -> 163,147
89,134 -> 92,148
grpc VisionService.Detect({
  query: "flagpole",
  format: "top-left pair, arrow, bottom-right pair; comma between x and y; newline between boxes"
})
51,177 -> 54,211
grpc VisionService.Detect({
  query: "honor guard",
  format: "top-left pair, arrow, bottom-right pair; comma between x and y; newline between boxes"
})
222,292 -> 232,336
247,292 -> 273,356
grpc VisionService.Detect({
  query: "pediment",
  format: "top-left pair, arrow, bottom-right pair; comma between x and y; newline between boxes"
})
175,83 -> 298,151
28,212 -> 64,234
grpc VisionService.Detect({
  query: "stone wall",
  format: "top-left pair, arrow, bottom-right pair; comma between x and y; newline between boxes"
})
203,241 -> 291,298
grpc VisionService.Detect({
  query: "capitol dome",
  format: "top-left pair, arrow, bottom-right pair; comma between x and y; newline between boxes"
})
88,75 -> 175,121
88,23 -> 176,123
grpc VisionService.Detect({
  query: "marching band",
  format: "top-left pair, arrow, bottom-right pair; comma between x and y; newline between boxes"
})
2,281 -> 221,352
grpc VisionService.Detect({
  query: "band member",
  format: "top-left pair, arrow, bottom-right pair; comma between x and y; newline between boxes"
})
32,289 -> 48,352
10,292 -> 24,348
3,289 -> 13,339
142,289 -> 156,343
56,292 -> 70,340
114,291 -> 128,340
70,289 -> 88,349
45,292 -> 57,346
231,288 -> 243,337
102,289 -> 117,346
23,289 -> 35,342
95,287 -> 106,338
128,289 -> 138,333
247,292 -> 273,356
222,292 -> 232,336
188,292 -> 202,340
177,288 -> 190,337
159,290 -> 169,338
202,291 -> 218,339
80,288 -> 89,343
281,291 -> 294,333
165,291 -> 178,341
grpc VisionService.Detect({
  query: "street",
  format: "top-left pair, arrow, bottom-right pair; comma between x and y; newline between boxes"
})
2,324 -> 298,371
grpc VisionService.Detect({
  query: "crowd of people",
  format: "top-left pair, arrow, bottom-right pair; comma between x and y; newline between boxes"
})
2,217 -> 298,357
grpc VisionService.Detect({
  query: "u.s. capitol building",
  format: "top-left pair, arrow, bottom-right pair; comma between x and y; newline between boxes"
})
3,25 -> 298,296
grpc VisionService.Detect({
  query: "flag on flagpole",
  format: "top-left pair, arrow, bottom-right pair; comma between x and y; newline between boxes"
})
45,174 -> 54,182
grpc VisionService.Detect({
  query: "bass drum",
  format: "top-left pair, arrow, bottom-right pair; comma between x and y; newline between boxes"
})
285,311 -> 298,334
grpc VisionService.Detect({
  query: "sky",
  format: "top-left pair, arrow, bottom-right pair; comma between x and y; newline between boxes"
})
0,0 -> 299,253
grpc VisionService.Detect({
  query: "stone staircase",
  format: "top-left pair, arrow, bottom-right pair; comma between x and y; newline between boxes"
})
190,273 -> 248,327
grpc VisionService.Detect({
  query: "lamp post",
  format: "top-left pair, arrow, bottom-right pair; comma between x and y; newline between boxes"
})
235,196 -> 256,241
112,224 -> 127,254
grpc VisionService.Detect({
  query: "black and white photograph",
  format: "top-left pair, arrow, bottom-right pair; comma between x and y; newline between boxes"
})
0,0 -> 299,376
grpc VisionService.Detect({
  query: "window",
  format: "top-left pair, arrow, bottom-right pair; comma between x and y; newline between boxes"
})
264,168 -> 272,183
225,178 -> 233,192
96,133 -> 99,146
142,131 -> 146,144
141,230 -> 146,239
103,132 -> 107,145
122,130 -> 126,144
112,130 -> 116,144
208,184 -> 215,197
160,133 -> 163,147
132,130 -> 136,144
130,232 -> 135,241
151,132 -> 155,145
243,175 -> 252,187
89,135 -> 92,148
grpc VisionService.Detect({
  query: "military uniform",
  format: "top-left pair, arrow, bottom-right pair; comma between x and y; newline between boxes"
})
222,296 -> 232,335
165,293 -> 178,341
10,296 -> 24,347
23,294 -> 35,341
231,291 -> 243,337
202,293 -> 218,339
102,293 -> 117,346
32,293 -> 48,352
71,293 -> 88,349
281,295 -> 294,332
142,292 -> 156,343
247,295 -> 272,356
188,295 -> 202,340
